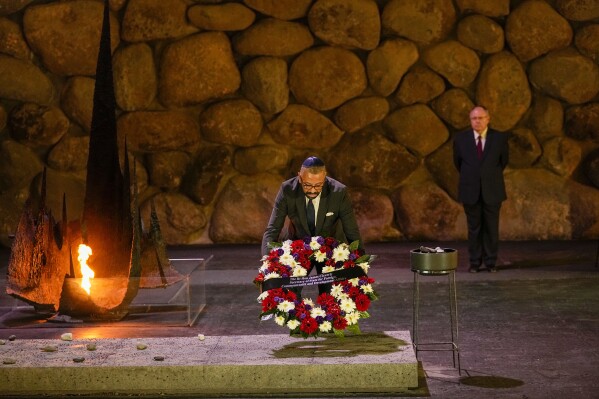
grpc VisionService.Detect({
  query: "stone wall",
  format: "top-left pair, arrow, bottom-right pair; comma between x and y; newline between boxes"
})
1,0 -> 599,248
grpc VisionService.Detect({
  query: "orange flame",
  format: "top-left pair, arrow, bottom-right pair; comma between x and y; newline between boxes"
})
77,244 -> 95,295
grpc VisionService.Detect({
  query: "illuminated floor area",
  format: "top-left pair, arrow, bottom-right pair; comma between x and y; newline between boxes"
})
1,240 -> 598,398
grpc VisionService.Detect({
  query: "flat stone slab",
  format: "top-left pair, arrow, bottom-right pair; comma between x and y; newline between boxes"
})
0,331 -> 418,396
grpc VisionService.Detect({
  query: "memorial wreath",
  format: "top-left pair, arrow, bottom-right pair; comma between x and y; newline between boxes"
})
254,236 -> 378,338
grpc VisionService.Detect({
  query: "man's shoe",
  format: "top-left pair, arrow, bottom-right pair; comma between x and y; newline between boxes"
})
469,266 -> 479,273
487,266 -> 497,273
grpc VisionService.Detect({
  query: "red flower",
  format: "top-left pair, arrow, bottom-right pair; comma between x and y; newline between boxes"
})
333,316 -> 347,330
300,317 -> 319,334
348,287 -> 361,298
261,296 -> 276,312
355,294 -> 371,312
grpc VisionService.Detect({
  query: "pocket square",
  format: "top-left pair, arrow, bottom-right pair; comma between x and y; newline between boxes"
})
326,212 -> 334,217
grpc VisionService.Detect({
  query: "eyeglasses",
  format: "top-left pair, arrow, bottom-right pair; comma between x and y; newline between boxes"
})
299,178 -> 325,190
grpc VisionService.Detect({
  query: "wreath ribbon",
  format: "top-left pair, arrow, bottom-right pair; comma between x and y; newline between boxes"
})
261,267 -> 367,292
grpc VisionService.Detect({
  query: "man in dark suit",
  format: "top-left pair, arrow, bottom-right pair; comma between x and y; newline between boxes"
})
453,106 -> 509,273
262,156 -> 363,294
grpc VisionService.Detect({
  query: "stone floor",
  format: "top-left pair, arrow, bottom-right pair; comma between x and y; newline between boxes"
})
1,239 -> 599,398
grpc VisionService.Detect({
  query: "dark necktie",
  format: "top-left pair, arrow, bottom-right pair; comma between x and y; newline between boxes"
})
306,199 -> 315,236
476,135 -> 483,159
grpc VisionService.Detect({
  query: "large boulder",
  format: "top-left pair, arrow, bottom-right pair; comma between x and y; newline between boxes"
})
60,76 -> 94,132
121,0 -> 197,42
392,180 -> 466,240
476,51 -> 531,131
141,192 -> 207,245
431,88 -> 474,130
506,0 -> 573,62
23,0 -> 119,76
457,14 -> 504,54
268,104 -> 344,149
555,0 -> 599,21
0,140 -> 43,193
243,0 -> 312,20
0,17 -> 32,60
183,146 -> 231,206
290,46 -> 367,110
233,145 -> 289,175
529,95 -> 564,142
328,127 -> 419,190
367,39 -> 419,97
575,24 -> 599,63
349,188 -> 401,242
501,168 -> 599,239
564,102 -> 599,142
147,151 -> 191,190
241,56 -> 288,114
395,66 -> 445,106
117,111 -> 200,154
308,0 -> 380,50
423,40 -> 480,88
0,0 -> 34,16
8,103 -> 69,148
425,141 -> 459,200
210,173 -> 282,243
47,136 -> 90,172
234,18 -> 314,56
159,32 -> 240,107
334,97 -> 389,133
200,99 -> 263,147
382,0 -> 456,45
541,137 -> 582,177
113,43 -> 157,111
383,104 -> 449,156
529,48 -> 599,105
0,55 -> 54,105
455,0 -> 509,17
508,128 -> 542,168
187,3 -> 255,31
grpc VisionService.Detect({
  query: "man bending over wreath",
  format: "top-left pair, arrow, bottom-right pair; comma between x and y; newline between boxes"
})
262,156 -> 364,296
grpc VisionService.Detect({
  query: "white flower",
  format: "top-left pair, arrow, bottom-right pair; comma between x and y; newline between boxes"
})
292,267 -> 307,277
277,300 -> 295,313
322,265 -> 335,273
287,319 -> 300,330
314,250 -> 327,262
280,240 -> 292,252
309,238 -> 321,250
359,262 -> 370,273
332,245 -> 350,262
345,312 -> 360,325
275,316 -> 286,326
330,285 -> 344,298
264,272 -> 280,280
257,291 -> 269,302
310,307 -> 326,319
303,299 -> 315,308
340,298 -> 356,313
348,278 -> 360,287
319,321 -> 332,332
279,253 -> 296,267
361,284 -> 373,294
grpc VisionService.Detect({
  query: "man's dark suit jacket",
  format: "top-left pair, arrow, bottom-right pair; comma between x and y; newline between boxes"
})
453,128 -> 509,205
261,176 -> 362,255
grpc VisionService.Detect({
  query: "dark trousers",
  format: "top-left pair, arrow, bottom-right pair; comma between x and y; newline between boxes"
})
463,201 -> 502,268
289,261 -> 331,299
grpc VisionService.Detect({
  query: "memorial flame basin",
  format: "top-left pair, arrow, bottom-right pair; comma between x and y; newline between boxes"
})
410,248 -> 458,275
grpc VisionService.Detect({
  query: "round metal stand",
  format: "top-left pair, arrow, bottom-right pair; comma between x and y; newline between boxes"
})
411,248 -> 460,374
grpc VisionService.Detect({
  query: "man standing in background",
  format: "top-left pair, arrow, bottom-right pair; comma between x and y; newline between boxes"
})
453,106 -> 509,273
